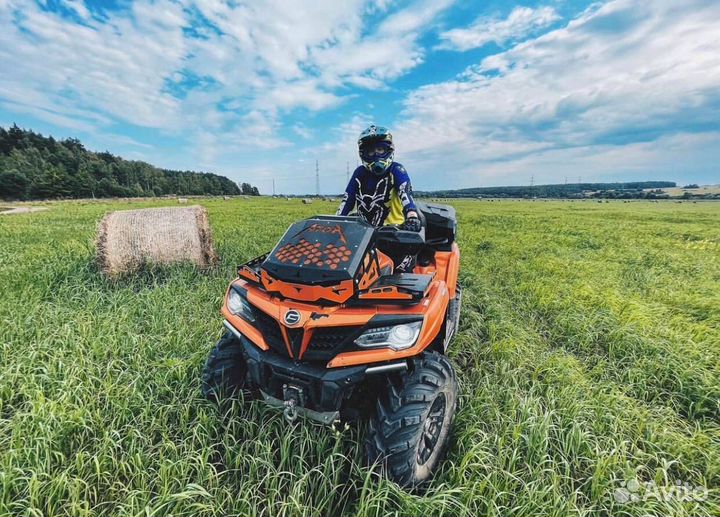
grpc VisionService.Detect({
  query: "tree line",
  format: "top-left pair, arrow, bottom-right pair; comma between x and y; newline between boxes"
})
0,125 -> 260,200
416,181 -> 677,199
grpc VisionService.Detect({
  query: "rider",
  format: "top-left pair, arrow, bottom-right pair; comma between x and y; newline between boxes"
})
336,125 -> 422,271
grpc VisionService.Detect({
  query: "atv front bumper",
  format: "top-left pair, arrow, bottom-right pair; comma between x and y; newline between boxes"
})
226,321 -> 407,422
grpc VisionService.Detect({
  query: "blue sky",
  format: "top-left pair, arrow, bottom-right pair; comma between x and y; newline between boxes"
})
1,0 -> 718,194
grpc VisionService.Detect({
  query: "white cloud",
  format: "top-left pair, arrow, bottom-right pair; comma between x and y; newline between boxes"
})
0,0 -> 456,170
430,132 -> 720,188
311,0 -> 455,85
7,0 -> 716,190
394,0 -> 720,186
0,0 -> 187,130
438,6 -> 560,51
378,0 -> 454,35
292,123 -> 312,139
0,101 -> 98,132
65,0 -> 91,20
259,80 -> 343,112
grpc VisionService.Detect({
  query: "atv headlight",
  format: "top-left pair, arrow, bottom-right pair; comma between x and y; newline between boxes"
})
227,288 -> 255,322
355,321 -> 422,351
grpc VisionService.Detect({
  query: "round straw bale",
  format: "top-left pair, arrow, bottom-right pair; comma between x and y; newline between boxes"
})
96,205 -> 217,277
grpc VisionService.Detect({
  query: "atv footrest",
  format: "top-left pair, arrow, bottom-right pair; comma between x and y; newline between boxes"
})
358,273 -> 432,303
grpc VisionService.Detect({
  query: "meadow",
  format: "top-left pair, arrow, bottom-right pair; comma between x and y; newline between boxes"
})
0,197 -> 718,516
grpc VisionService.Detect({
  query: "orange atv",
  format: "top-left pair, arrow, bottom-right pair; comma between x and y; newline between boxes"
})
202,202 -> 461,487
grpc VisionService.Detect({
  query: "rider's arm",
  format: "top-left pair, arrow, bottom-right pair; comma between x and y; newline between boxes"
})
392,164 -> 417,218
336,168 -> 360,216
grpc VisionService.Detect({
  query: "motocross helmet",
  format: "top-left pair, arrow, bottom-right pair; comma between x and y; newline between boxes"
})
358,125 -> 394,175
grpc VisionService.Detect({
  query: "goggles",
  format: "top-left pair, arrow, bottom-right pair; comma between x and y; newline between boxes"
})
360,141 -> 393,159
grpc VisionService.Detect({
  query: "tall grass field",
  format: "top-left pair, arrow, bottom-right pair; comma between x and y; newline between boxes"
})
1,198 -> 718,516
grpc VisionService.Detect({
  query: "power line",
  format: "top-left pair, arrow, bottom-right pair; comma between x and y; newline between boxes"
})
315,159 -> 320,197
243,163 -> 356,195
265,172 -> 346,182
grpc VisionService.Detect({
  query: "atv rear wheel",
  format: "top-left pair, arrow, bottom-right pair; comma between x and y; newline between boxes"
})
366,352 -> 458,488
202,331 -> 251,401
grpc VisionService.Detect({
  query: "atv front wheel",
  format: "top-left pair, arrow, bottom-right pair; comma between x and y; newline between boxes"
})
202,331 -> 251,401
366,352 -> 458,488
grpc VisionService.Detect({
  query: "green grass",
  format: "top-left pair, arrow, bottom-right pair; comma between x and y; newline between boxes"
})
1,198 -> 718,516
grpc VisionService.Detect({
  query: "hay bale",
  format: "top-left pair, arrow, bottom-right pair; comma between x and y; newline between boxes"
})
178,197 -> 188,204
96,205 -> 217,277
302,198 -> 312,204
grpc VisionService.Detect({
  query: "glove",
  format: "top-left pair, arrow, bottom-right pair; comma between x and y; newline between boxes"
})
400,215 -> 422,232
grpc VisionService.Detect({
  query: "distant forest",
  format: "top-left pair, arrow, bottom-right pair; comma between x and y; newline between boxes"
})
0,125 -> 258,200
416,181 -> 678,199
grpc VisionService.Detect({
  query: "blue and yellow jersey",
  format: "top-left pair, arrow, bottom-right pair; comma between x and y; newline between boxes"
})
336,162 -> 417,226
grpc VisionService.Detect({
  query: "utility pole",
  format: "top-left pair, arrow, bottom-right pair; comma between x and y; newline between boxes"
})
530,175 -> 534,188
315,159 -> 320,197
272,178 -> 275,196
564,176 -> 568,185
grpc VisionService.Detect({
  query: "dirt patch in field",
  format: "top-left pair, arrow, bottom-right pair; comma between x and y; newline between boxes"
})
0,206 -> 48,215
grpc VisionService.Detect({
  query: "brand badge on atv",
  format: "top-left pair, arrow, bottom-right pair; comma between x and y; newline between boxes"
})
284,309 -> 301,326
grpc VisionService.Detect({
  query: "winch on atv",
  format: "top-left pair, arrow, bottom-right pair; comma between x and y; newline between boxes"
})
202,202 -> 461,488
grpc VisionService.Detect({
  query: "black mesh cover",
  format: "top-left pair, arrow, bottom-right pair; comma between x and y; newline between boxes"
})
261,216 -> 375,285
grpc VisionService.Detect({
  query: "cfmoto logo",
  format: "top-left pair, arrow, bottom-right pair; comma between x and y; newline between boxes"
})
284,309 -> 301,326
